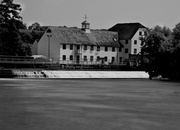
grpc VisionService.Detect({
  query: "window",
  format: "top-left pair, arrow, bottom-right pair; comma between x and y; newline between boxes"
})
69,55 -> 73,60
97,46 -> 100,51
63,55 -> 66,60
84,56 -> 87,61
90,56 -> 93,61
77,45 -> 80,50
125,40 -> 128,44
63,44 -> 66,50
139,31 -> 142,35
125,48 -> 128,53
97,56 -> 100,61
119,57 -> 122,63
112,47 -> 115,52
105,47 -> 108,52
134,49 -> 137,54
112,57 -> 115,63
141,41 -> 144,45
134,40 -> 137,44
90,45 -> 94,51
104,56 -> 107,61
144,31 -> 147,36
119,47 -> 122,52
84,45 -> 87,50
70,45 -> 73,50
86,24 -> 90,29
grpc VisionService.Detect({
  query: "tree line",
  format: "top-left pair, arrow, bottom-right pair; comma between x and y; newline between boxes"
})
0,0 -> 180,79
0,0 -> 47,56
141,25 -> 180,80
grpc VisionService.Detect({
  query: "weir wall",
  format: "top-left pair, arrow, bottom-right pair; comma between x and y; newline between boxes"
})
0,70 -> 149,79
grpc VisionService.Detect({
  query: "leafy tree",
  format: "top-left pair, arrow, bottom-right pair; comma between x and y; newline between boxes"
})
171,23 -> 180,79
28,22 -> 48,31
0,0 -> 31,56
31,31 -> 44,42
153,25 -> 172,37
28,22 -> 40,30
0,0 -> 22,23
26,22 -> 47,44
141,27 -> 174,79
172,23 -> 180,46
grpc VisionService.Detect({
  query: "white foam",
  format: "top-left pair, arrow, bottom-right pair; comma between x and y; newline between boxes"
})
11,70 -> 149,79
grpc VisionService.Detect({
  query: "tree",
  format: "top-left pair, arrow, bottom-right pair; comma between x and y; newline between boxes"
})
0,0 -> 30,56
171,23 -> 180,79
0,0 -> 22,23
28,22 -> 48,31
172,23 -> 180,46
153,25 -> 172,37
28,22 -> 40,30
141,27 -> 174,79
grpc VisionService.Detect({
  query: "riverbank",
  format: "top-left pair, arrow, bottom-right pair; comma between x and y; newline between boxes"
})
0,69 -> 149,79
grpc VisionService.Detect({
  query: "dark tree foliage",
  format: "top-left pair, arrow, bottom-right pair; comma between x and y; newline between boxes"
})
0,0 -> 22,23
171,23 -> 180,79
153,25 -> 172,37
0,0 -> 31,56
172,23 -> 180,47
28,22 -> 48,31
31,31 -> 44,42
142,25 -> 180,80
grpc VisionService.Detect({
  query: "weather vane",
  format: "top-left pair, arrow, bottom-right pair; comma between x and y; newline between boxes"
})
84,15 -> 88,21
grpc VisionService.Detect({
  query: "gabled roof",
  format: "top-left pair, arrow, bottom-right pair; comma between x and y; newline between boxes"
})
108,23 -> 146,40
48,27 -> 119,47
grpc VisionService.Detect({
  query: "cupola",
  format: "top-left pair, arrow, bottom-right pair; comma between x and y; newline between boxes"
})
81,15 -> 91,33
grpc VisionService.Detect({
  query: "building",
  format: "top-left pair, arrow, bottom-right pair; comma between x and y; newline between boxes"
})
35,20 -> 147,66
108,23 -> 147,66
108,22 -> 147,55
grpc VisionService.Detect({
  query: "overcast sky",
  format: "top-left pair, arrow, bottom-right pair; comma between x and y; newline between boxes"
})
14,0 -> 180,29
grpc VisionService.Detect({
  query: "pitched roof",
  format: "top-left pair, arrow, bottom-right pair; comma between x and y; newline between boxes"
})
49,27 -> 119,47
108,23 -> 146,40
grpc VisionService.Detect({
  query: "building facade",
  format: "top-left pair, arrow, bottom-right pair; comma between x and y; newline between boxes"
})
108,23 -> 147,64
35,21 -> 147,65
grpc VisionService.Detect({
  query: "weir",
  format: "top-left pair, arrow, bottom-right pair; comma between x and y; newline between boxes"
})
8,70 -> 149,79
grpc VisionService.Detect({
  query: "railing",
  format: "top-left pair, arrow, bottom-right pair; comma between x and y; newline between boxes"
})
0,58 -> 34,63
0,57 -> 128,66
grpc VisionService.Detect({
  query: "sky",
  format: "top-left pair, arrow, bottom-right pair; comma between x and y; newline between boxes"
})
14,0 -> 180,29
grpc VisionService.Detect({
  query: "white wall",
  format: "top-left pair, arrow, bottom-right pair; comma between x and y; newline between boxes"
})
38,31 -> 60,59
81,46 -> 118,63
119,40 -> 131,64
31,40 -> 38,55
60,44 -> 74,64
59,44 -> 118,65
131,28 -> 147,54
117,28 -> 147,64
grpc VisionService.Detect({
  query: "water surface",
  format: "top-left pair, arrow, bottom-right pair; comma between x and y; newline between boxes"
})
0,79 -> 180,130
